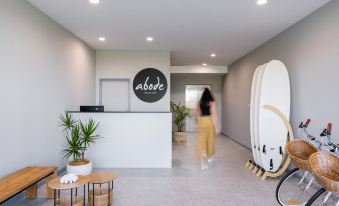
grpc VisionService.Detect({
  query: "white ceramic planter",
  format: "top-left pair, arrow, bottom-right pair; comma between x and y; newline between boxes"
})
67,160 -> 92,176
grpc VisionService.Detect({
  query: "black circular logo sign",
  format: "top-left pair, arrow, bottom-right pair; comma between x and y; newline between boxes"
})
133,68 -> 167,103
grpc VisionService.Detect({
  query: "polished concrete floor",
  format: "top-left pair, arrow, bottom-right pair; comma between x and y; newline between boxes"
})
12,134 -> 279,206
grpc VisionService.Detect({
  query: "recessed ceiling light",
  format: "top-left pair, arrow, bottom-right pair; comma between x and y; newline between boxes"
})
98,37 -> 106,42
202,63 -> 207,66
89,0 -> 100,4
257,0 -> 267,5
146,37 -> 154,42
210,53 -> 216,57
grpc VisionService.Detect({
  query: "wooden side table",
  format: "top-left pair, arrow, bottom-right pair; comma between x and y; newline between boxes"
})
88,172 -> 117,206
48,175 -> 89,206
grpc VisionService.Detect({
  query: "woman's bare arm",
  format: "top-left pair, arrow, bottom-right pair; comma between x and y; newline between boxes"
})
210,101 -> 219,134
196,102 -> 201,122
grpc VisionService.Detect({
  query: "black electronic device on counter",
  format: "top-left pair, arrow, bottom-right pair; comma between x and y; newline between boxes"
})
80,106 -> 104,112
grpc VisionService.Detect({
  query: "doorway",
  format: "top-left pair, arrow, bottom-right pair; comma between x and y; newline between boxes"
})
185,85 -> 211,133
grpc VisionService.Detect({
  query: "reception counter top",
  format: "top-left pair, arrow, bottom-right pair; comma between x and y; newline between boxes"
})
71,112 -> 172,168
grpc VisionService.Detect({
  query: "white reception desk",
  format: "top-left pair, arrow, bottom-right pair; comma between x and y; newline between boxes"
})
71,112 -> 172,168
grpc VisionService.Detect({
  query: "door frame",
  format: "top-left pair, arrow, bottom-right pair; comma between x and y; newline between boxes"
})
99,78 -> 131,111
185,84 -> 212,133
185,84 -> 212,108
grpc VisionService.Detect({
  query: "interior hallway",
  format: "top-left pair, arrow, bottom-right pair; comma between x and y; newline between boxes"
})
14,134 -> 279,206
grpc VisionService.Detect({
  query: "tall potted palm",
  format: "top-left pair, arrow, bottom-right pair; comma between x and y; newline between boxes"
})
60,112 -> 101,175
170,101 -> 191,142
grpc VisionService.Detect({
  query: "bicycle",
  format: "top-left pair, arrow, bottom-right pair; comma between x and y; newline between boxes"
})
305,123 -> 339,206
276,119 -> 322,206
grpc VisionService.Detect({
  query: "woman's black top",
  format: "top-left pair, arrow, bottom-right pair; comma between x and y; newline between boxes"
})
200,102 -> 211,116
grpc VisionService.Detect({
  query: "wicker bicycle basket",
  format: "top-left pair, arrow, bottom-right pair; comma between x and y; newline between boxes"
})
286,139 -> 318,171
309,152 -> 339,193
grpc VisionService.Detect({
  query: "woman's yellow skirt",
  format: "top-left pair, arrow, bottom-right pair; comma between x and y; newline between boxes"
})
197,116 -> 216,158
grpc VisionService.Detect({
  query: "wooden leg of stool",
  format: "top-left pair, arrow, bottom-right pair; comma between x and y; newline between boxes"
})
26,183 -> 38,199
46,170 -> 58,198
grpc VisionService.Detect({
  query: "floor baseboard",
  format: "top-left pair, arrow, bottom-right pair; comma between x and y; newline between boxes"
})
221,132 -> 251,151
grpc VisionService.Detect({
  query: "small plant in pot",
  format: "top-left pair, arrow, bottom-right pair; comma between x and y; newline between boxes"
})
60,111 -> 101,176
170,101 -> 191,142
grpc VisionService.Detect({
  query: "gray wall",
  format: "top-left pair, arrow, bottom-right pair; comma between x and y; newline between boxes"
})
0,0 -> 96,177
96,51 -> 171,112
222,0 -> 339,148
171,74 -> 223,130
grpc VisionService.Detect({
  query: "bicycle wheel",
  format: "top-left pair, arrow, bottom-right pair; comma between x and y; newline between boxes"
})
276,168 -> 320,206
305,188 -> 326,206
306,188 -> 339,206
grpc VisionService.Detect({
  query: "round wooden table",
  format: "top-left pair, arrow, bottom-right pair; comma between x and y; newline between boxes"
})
48,175 -> 90,206
88,172 -> 117,206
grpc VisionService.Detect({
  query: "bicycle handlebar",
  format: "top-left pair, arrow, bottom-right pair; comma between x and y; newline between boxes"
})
298,118 -> 317,141
320,123 -> 332,136
298,119 -> 338,156
299,119 -> 312,128
320,128 -> 327,137
327,123 -> 332,134
322,123 -> 338,153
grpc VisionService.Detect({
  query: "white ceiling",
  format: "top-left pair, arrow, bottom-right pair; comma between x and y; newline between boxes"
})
27,0 -> 330,66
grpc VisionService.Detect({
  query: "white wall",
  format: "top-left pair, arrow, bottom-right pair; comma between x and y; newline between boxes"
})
222,0 -> 339,148
96,51 -> 171,112
0,0 -> 96,177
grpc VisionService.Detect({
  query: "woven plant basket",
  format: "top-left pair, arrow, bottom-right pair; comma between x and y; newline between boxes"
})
309,152 -> 339,193
88,188 -> 113,206
286,139 -> 318,171
56,196 -> 84,206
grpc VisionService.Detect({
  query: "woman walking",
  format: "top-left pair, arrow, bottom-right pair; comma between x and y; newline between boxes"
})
196,88 -> 219,170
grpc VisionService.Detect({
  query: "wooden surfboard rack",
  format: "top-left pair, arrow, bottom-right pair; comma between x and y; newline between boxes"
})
245,104 -> 294,180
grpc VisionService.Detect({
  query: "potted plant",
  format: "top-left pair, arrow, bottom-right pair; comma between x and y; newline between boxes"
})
60,111 -> 101,175
170,101 -> 191,142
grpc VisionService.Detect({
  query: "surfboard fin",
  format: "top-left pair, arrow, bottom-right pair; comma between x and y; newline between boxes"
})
270,159 -> 273,170
262,145 -> 266,154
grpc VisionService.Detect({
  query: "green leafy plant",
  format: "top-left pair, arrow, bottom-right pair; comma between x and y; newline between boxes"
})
60,111 -> 101,161
170,101 -> 191,132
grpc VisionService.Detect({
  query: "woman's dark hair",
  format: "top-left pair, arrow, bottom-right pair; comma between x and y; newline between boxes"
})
200,88 -> 214,105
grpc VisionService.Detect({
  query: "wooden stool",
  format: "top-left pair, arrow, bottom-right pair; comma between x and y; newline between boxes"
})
88,172 -> 117,206
48,175 -> 89,206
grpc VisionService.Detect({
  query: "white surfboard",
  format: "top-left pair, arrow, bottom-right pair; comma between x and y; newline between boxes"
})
250,65 -> 264,165
257,60 -> 290,172
253,64 -> 266,167
250,66 -> 260,164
